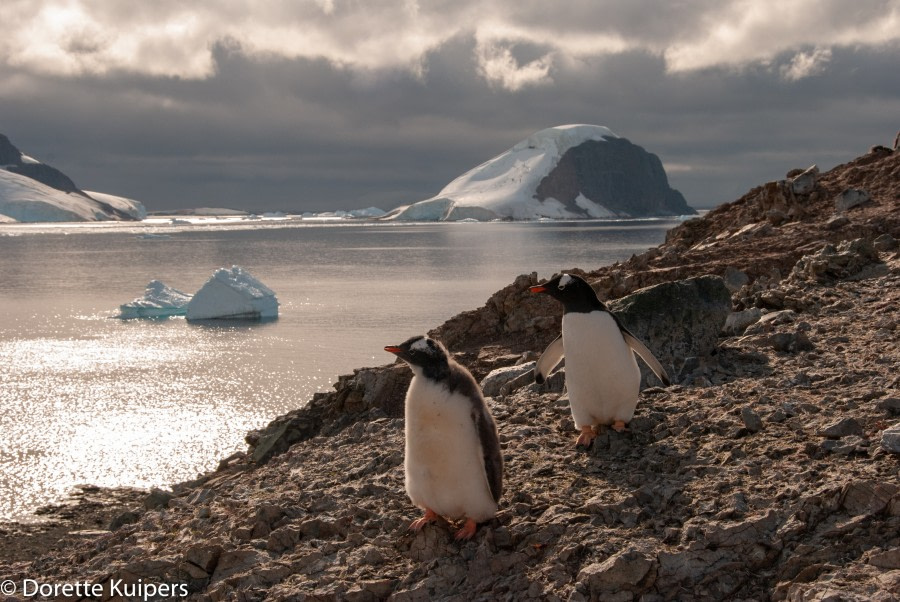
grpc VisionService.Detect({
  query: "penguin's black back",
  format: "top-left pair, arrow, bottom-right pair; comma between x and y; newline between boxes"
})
445,359 -> 504,504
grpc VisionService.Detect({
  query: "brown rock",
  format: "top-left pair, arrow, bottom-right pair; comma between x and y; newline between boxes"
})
840,481 -> 899,516
578,547 -> 657,594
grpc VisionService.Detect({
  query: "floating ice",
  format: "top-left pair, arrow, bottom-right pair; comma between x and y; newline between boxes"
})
186,266 -> 279,321
118,280 -> 193,319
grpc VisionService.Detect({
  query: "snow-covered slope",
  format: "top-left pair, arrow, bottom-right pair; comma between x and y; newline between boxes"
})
0,134 -> 145,222
0,169 -> 111,222
84,190 -> 147,220
388,124 -> 693,221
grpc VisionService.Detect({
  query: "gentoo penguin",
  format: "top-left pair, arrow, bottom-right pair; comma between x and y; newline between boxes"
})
385,335 -> 503,540
530,273 -> 670,447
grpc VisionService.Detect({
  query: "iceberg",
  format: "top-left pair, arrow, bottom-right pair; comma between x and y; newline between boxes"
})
118,280 -> 193,319
186,266 -> 279,321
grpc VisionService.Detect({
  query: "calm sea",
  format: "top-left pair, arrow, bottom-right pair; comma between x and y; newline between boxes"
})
0,218 -> 680,520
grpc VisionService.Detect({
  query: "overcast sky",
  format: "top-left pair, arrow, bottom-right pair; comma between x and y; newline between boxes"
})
2,0 -> 898,213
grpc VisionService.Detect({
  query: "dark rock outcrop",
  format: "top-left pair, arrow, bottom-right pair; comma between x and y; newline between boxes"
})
534,137 -> 695,217
608,275 -> 731,385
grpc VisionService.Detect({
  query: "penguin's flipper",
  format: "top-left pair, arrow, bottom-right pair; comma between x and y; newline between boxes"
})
621,330 -> 671,386
534,335 -> 564,384
474,410 -> 504,503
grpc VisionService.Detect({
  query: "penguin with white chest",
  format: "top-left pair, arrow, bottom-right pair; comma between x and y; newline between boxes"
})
385,335 -> 503,540
530,273 -> 671,447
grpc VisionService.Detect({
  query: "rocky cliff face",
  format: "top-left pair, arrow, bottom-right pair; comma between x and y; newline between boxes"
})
534,137 -> 694,217
1,145 -> 898,600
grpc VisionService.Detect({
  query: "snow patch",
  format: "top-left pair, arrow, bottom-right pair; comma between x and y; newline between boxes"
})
574,193 -> 617,218
186,266 -> 279,321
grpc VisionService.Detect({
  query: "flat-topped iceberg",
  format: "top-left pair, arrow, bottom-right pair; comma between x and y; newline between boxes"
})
118,280 -> 193,319
186,266 -> 279,321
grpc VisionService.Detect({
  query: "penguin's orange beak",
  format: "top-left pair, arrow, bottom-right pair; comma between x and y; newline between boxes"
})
384,345 -> 402,355
529,285 -> 547,294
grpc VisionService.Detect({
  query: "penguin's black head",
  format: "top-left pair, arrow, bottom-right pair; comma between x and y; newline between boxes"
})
385,335 -> 450,380
529,273 -> 605,313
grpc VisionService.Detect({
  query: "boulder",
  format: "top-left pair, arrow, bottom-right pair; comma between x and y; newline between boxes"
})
724,308 -> 763,335
578,547 -> 657,596
873,233 -> 898,252
607,275 -> 732,386
722,266 -> 750,292
834,188 -> 871,212
819,417 -> 864,439
881,423 -> 900,454
790,164 -> 819,196
480,362 -> 536,397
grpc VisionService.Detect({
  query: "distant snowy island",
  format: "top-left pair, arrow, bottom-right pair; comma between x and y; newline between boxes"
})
385,124 -> 696,221
0,134 -> 145,223
2,125 -> 695,224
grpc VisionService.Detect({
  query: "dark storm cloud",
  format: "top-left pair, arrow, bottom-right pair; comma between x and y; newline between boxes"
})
1,1 -> 898,212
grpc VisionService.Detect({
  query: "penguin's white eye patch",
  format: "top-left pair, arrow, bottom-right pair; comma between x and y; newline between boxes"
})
558,274 -> 572,289
410,337 -> 430,352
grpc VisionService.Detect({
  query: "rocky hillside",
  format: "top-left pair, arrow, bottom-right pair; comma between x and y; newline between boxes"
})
1,145 -> 898,601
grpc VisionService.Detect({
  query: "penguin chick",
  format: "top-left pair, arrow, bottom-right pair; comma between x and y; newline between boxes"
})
530,273 -> 670,447
385,335 -> 503,540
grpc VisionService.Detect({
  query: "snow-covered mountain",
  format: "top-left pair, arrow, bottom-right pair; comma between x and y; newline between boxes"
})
386,124 -> 696,221
0,134 -> 145,223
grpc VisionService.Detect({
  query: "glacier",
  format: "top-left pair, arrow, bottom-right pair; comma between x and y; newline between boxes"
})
186,266 -> 279,321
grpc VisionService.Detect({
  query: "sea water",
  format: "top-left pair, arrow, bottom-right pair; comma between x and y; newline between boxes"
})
0,218 -> 681,520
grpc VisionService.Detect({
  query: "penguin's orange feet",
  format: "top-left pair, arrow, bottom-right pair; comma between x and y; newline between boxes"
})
612,420 -> 628,433
409,508 -> 438,532
575,426 -> 596,448
454,518 -> 478,540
